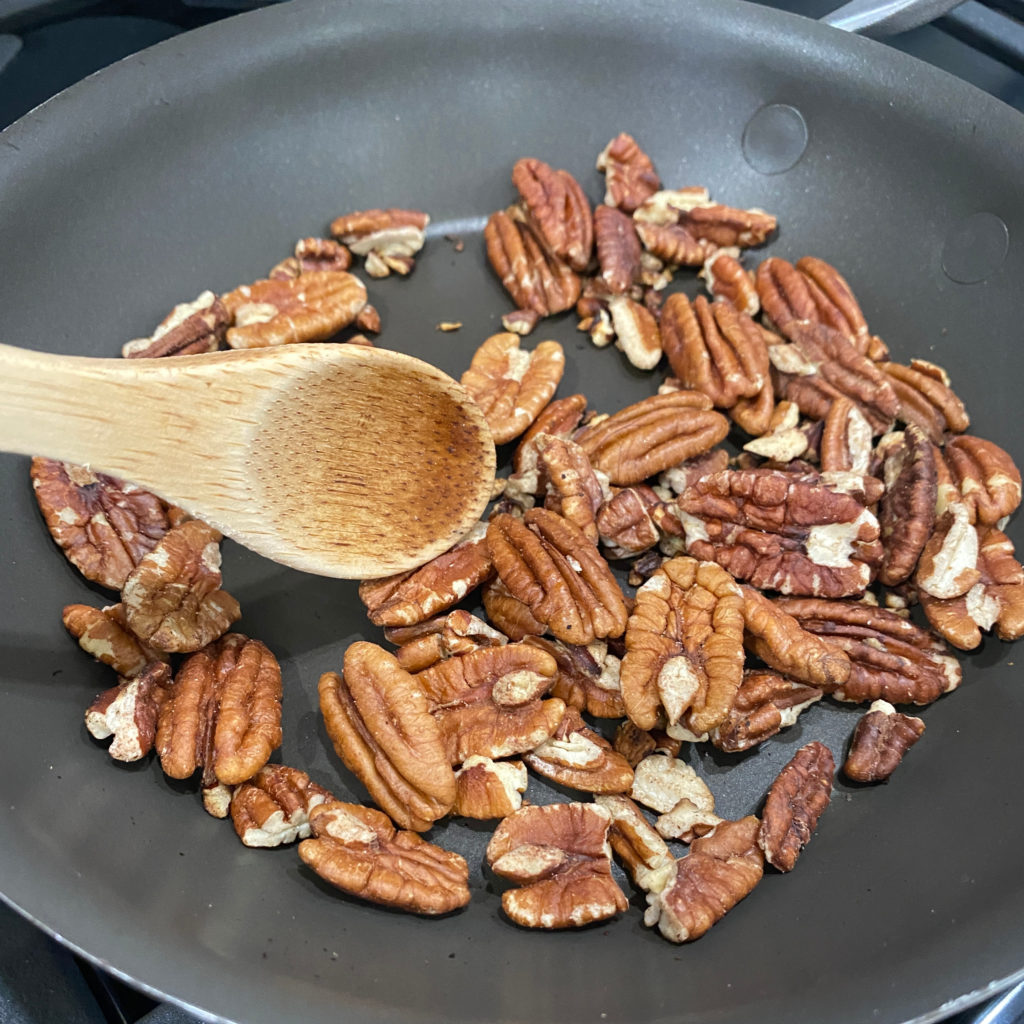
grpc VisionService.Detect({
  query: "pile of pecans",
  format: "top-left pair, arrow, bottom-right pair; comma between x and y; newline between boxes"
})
35,134 -> 1024,945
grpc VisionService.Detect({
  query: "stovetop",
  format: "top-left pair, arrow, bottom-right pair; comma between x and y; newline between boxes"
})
1,2 -> 1023,1022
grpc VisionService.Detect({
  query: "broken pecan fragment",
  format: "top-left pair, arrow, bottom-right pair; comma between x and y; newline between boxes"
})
453,756 -> 528,820
31,457 -> 181,591
621,557 -> 745,735
158,633 -> 282,796
122,291 -> 229,358
758,741 -> 834,872
85,661 -> 171,762
535,434 -> 606,544
63,602 -> 165,678
604,294 -> 663,370
486,802 -> 628,929
524,707 -> 634,794
596,133 -> 661,213
596,485 -> 664,558
299,800 -> 470,915
644,815 -> 764,943
630,754 -> 722,842
613,720 -> 682,767
512,157 -> 593,272
711,670 -> 822,753
461,333 -> 566,445
329,208 -> 428,277
596,793 -> 675,893
820,396 -> 873,475
386,610 -> 507,673
594,204 -> 644,294
914,499 -> 980,599
943,435 -> 1022,526
481,577 -> 548,642
574,392 -> 729,486
487,508 -> 628,645
230,764 -> 333,847
221,271 -> 368,348
121,520 -> 240,654
318,643 -> 456,832
292,236 -> 353,273
702,250 -> 759,316
740,400 -> 809,464
880,359 -> 969,444
524,635 -> 625,719
843,700 -> 925,783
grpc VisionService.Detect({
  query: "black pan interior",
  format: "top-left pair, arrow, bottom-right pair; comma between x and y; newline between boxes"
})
1,2 -> 1023,1022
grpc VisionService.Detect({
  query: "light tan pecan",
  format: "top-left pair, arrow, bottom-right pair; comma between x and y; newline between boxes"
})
299,800 -> 470,915
481,577 -> 548,641
620,557 -> 745,735
512,157 -> 593,272
461,333 -> 565,445
486,802 -> 628,929
85,661 -> 171,762
596,133 -> 661,213
943,435 -> 1022,526
710,669 -> 823,753
122,291 -> 229,358
487,508 -> 628,645
230,764 -> 333,847
630,754 -> 723,842
386,610 -> 507,672
121,520 -> 240,653
644,815 -> 764,943
914,499 -> 980,599
594,204 -> 644,294
158,633 -> 281,801
880,359 -> 969,444
453,756 -> 528,819
358,522 -> 493,628
524,707 -> 634,794
31,458 -> 183,591
613,720 -> 682,767
771,597 -> 961,705
740,400 -> 810,464
574,392 -> 730,487
292,236 -> 353,273
318,643 -> 455,831
534,434 -> 606,544
843,700 -> 926,783
676,469 -> 884,598
523,635 -> 625,719
758,741 -> 834,872
768,322 -> 899,435
820,396 -> 873,475
604,294 -> 663,370
661,293 -> 769,409
876,426 -> 938,587
702,250 -> 759,316
484,209 -> 581,318
221,271 -> 367,348
740,585 -> 851,689
596,794 -> 675,893
63,602 -> 166,678
329,208 -> 428,277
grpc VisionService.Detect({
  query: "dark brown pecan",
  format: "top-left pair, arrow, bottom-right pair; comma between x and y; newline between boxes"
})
758,741 -> 834,872
31,457 -> 182,591
594,204 -> 644,294
613,720 -> 682,767
676,469 -> 884,598
122,291 -> 229,358
772,597 -> 961,705
63,602 -> 165,678
524,636 -> 625,719
85,661 -> 171,762
574,391 -> 730,486
702,250 -> 759,316
644,815 -> 764,943
711,670 -> 822,753
943,435 -> 1022,526
596,133 -> 661,213
230,764 -> 333,847
843,700 -> 926,783
524,707 -> 635,794
877,426 -> 938,586
820,396 -> 874,475
880,359 -> 969,443
512,157 -> 593,272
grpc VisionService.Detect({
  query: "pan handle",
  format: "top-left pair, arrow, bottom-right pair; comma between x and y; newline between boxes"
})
821,0 -> 965,36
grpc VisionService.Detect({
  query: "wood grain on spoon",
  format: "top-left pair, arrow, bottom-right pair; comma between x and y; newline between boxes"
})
0,342 -> 495,578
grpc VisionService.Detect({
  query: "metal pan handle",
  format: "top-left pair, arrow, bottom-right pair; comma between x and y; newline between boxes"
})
822,0 -> 965,36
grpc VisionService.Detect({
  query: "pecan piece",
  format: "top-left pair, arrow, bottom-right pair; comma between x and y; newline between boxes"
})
535,434 -> 606,543
63,602 -> 165,678
484,209 -> 581,317
158,633 -> 282,798
702,250 -> 759,316
676,469 -> 883,598
773,597 -> 961,705
596,133 -> 661,213
596,793 -> 675,893
230,764 -> 333,847
680,203 -> 777,250
820,396 -> 873,475
487,508 -> 628,645
486,802 -> 628,929
121,520 -> 240,654
221,270 -> 367,348
85,661 -> 171,762
880,359 -> 969,443
594,204 -> 644,294
596,485 -> 664,558
386,610 -> 507,672
299,800 -> 470,915
453,756 -> 528,820
758,741 -> 834,872
512,158 -> 593,272
661,293 -> 769,409
740,400 -> 810,464
31,457 -> 180,591
524,635 -> 625,719
292,236 -> 353,273
481,577 -> 548,641
631,754 -> 722,842
914,499 -> 980,599
574,392 -> 730,486
710,669 -> 822,753
329,208 -> 428,277
944,435 -> 1022,526
613,720 -> 682,767
843,700 -> 925,783
524,707 -> 634,795
605,294 -> 663,370
644,816 -> 764,943
358,522 -> 493,628
461,333 -> 565,445
621,557 -> 745,735
122,291 -> 229,358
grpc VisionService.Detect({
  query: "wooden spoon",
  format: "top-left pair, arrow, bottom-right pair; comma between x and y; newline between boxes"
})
0,342 -> 495,578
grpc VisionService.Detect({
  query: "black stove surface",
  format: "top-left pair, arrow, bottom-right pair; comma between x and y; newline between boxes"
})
1,2 -> 1023,1022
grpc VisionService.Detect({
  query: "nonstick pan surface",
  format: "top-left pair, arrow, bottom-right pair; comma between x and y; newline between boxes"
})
1,2 -> 1023,1022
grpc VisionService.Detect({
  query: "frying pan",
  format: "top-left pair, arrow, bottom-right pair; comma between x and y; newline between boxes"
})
1,1 -> 1022,1022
